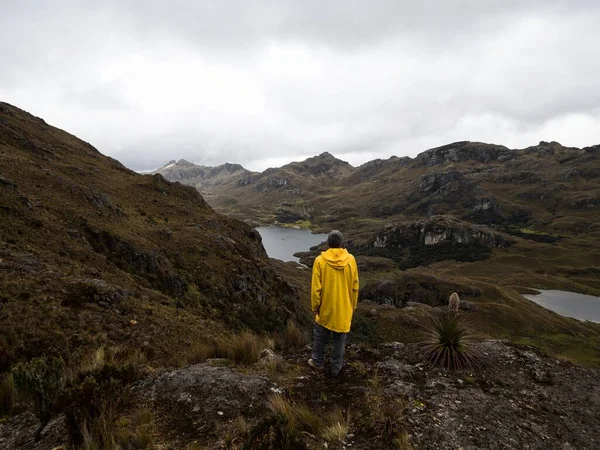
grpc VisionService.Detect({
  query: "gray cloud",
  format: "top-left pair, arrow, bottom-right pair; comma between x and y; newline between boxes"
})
1,0 -> 600,172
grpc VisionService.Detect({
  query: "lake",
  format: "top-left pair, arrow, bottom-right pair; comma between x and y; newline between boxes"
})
256,226 -> 328,263
523,289 -> 600,323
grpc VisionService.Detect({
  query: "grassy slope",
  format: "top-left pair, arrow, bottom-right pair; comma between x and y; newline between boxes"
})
0,102 -> 308,371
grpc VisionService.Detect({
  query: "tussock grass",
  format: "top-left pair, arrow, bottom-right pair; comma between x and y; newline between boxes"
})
73,346 -> 147,380
187,331 -> 268,366
223,332 -> 263,365
267,394 -> 323,435
295,404 -> 322,435
116,429 -> 154,449
277,320 -> 309,350
375,398 -> 409,443
322,408 -> 350,443
186,343 -> 217,364
393,431 -> 414,450
268,394 -> 297,431
321,421 -> 348,443
418,312 -> 480,371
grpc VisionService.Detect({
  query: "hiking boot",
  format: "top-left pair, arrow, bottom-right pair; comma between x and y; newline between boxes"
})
327,366 -> 344,379
308,358 -> 324,370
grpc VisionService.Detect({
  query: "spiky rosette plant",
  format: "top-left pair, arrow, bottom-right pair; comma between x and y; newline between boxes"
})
418,312 -> 480,371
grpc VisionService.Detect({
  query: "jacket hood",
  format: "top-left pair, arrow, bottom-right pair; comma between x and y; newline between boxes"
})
321,248 -> 352,269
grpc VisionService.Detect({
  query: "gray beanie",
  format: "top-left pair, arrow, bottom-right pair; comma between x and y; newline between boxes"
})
327,230 -> 344,248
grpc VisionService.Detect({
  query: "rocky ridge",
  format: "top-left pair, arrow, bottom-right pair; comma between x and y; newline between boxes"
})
2,340 -> 599,449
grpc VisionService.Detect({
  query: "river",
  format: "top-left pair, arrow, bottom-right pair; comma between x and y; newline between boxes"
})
256,226 -> 328,263
523,289 -> 600,323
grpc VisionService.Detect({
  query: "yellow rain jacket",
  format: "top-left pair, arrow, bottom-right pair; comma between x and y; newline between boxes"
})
311,248 -> 359,333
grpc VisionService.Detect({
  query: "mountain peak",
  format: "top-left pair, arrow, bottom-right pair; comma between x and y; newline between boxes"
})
415,141 -> 514,166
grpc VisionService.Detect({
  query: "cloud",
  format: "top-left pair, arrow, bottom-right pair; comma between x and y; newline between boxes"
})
1,0 -> 600,172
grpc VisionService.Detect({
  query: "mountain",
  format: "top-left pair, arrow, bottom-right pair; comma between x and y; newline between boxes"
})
152,159 -> 256,190
2,103 -> 600,449
154,151 -> 355,223
157,141 -> 600,234
0,102 -> 307,371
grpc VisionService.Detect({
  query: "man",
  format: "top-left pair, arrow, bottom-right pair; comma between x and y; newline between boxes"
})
308,230 -> 359,376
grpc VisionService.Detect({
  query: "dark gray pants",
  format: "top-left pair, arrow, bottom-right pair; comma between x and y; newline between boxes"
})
311,322 -> 347,375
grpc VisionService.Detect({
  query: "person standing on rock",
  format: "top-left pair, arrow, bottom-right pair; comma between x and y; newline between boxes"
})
308,230 -> 359,376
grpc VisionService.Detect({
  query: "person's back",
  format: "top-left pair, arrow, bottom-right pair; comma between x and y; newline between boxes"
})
309,230 -> 359,376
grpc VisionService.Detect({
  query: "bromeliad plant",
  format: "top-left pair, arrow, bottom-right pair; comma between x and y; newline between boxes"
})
417,312 -> 480,371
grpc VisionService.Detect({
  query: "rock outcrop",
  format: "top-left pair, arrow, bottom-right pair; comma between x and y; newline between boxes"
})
364,216 -> 509,268
413,141 -> 515,167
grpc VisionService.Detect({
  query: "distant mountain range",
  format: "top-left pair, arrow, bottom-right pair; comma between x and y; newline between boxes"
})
154,141 -> 600,238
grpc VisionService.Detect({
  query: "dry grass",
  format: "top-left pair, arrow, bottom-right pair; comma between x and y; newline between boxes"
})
393,431 -> 415,450
321,421 -> 348,443
268,394 -> 297,431
186,331 -> 266,366
295,404 -> 322,435
222,332 -> 263,365
277,320 -> 309,350
267,394 -> 323,436
321,408 -> 350,443
186,343 -> 217,364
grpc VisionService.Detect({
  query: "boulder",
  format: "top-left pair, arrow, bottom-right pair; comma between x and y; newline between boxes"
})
135,364 -> 271,438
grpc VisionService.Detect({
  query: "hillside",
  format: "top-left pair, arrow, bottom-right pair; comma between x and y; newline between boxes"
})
1,103 -> 600,449
0,102 -> 308,371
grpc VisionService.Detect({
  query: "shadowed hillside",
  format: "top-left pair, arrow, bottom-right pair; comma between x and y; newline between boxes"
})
0,102 -> 309,371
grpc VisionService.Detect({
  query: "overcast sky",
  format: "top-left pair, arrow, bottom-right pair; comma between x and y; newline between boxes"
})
2,1 -> 600,172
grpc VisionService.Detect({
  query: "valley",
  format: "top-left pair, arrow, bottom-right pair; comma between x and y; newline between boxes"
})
155,140 -> 600,364
1,102 -> 600,449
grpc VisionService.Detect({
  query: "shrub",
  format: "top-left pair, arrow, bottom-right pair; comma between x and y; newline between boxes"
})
417,312 -> 480,371
182,284 -> 204,309
0,373 -> 15,415
277,321 -> 309,351
12,356 -> 64,439
65,353 -> 141,449
66,375 -> 124,450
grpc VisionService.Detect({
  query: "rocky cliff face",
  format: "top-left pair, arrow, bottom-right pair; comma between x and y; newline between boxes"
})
361,216 -> 509,268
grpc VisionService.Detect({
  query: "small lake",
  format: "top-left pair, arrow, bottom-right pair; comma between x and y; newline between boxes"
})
523,290 -> 600,323
256,226 -> 328,263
